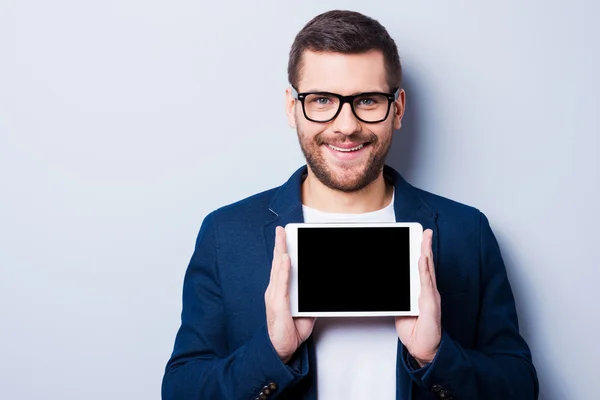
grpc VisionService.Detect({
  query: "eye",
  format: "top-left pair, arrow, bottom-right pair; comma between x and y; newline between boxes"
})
355,95 -> 386,108
312,97 -> 333,105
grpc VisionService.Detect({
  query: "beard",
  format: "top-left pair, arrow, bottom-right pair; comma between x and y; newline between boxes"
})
296,124 -> 393,193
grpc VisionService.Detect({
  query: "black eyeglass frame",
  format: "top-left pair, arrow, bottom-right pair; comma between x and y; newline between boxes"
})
291,86 -> 400,124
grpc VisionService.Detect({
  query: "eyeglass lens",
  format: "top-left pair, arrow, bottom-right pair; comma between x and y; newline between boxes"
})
303,93 -> 390,122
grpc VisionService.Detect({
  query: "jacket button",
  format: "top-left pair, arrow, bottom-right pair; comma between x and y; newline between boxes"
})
262,386 -> 272,395
258,394 -> 267,400
268,382 -> 278,391
432,384 -> 443,393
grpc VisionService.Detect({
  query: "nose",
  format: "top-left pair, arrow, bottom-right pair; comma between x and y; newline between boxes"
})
331,102 -> 360,135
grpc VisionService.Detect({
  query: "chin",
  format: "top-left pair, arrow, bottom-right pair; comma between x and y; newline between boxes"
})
319,165 -> 376,193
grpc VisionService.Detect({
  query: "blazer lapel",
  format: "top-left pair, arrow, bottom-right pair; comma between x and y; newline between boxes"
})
263,208 -> 304,264
263,166 -> 306,264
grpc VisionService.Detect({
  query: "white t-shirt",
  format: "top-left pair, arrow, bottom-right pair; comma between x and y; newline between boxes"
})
302,193 -> 398,400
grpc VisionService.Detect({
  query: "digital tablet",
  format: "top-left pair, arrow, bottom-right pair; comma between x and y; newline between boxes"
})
285,222 -> 423,317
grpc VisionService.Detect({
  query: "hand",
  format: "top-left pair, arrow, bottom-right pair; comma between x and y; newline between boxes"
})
395,229 -> 442,366
265,226 -> 316,364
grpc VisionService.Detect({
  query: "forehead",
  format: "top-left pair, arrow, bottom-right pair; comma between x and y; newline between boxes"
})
297,50 -> 388,94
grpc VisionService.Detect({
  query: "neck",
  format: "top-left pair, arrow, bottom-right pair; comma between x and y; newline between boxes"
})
301,168 -> 394,214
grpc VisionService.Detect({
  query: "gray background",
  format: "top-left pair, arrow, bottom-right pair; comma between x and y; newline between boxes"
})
1,0 -> 598,399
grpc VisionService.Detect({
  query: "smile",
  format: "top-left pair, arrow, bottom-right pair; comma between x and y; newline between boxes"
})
327,143 -> 366,152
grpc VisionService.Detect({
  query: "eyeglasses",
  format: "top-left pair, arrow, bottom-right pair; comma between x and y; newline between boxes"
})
291,86 -> 400,123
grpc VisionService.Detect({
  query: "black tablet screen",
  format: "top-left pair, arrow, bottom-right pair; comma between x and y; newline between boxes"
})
297,226 -> 411,312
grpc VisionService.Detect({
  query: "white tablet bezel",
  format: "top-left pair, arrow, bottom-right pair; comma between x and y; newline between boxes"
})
285,222 -> 423,317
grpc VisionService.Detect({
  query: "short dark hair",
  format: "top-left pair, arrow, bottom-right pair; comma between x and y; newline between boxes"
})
288,10 -> 402,91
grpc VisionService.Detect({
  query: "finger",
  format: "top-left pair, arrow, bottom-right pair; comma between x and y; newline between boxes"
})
418,254 -> 432,289
276,252 -> 292,302
278,226 -> 287,254
429,257 -> 438,289
421,229 -> 432,259
266,258 -> 278,301
269,228 -> 291,305
267,233 -> 280,304
270,227 -> 283,283
267,257 -> 282,305
419,231 -> 432,286
424,230 -> 437,287
421,229 -> 437,284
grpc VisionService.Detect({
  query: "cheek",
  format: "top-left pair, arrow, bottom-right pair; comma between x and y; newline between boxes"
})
371,126 -> 393,144
294,104 -> 311,126
298,122 -> 327,144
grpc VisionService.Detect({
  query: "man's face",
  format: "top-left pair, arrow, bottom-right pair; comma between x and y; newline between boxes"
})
286,50 -> 405,193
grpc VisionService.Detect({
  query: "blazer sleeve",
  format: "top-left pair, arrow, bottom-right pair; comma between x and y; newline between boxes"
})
401,212 -> 539,399
161,212 -> 309,400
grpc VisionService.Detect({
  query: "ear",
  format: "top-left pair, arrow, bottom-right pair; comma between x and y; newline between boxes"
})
285,87 -> 297,128
392,89 -> 406,131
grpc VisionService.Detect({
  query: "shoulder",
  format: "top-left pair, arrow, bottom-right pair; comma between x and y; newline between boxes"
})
204,186 -> 279,228
410,184 -> 485,236
415,186 -> 480,218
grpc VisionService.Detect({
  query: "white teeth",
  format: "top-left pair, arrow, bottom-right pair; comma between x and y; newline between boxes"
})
328,144 -> 365,152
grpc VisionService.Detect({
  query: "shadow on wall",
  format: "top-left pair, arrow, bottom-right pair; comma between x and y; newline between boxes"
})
386,75 -> 420,182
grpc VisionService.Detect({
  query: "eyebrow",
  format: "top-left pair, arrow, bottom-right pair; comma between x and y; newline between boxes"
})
304,88 -> 389,95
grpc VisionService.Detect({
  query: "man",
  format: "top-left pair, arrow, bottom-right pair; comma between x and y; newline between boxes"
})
162,10 -> 539,400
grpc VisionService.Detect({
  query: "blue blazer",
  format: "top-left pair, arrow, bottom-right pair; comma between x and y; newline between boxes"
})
162,165 -> 538,400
